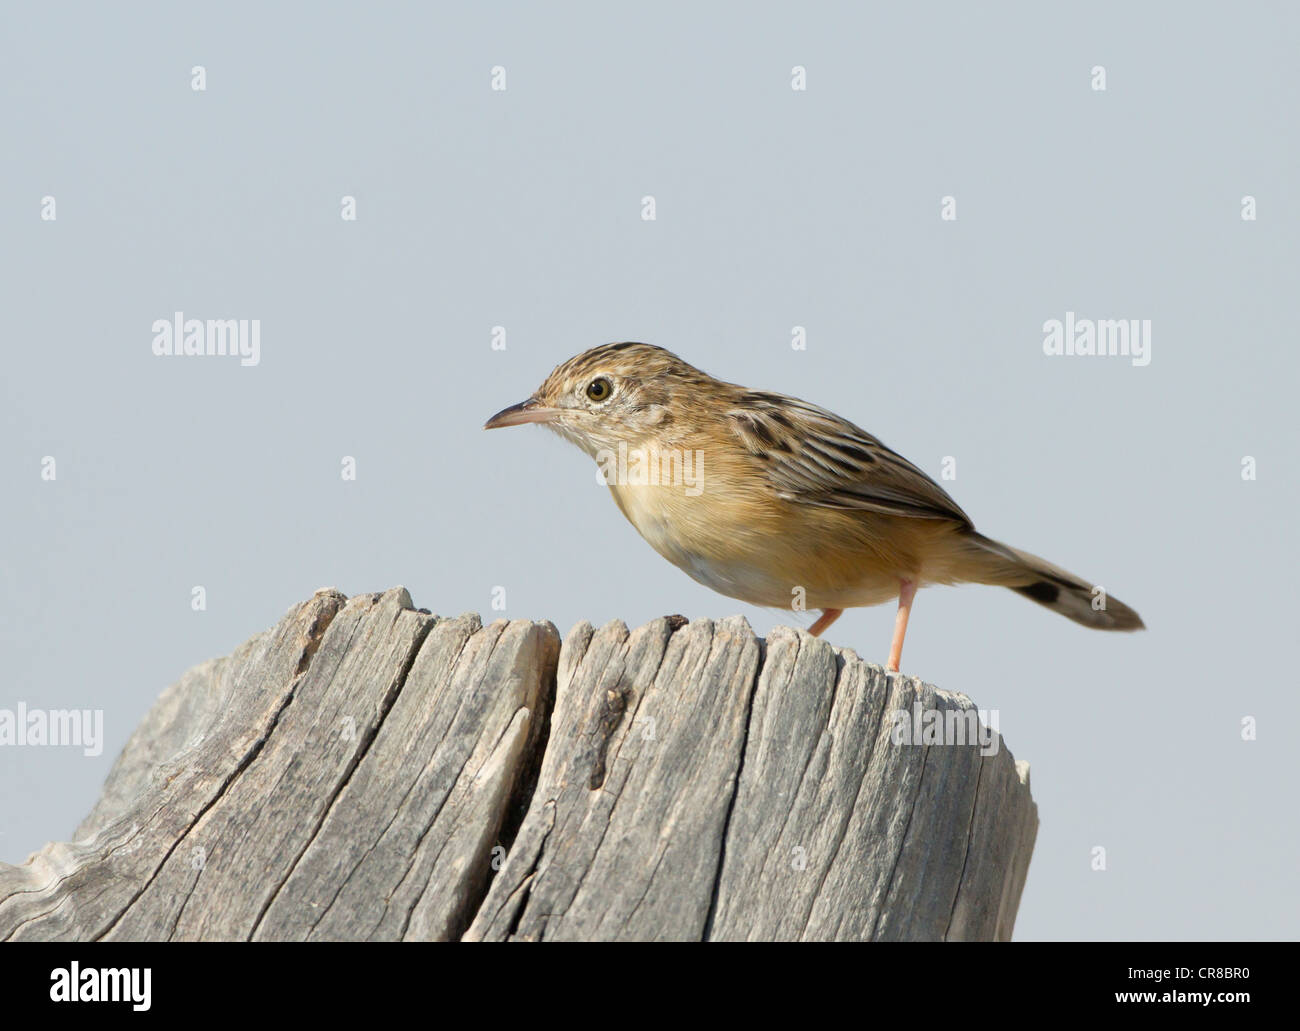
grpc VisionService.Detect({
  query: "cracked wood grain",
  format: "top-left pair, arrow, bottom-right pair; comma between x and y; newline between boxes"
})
464,615 -> 762,942
254,613 -> 558,941
0,588 -> 346,942
0,590 -> 1036,942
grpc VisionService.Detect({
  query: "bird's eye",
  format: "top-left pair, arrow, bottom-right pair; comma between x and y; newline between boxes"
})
586,377 -> 613,402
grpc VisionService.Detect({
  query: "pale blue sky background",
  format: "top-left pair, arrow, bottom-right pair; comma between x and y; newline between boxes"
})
1,1 -> 1296,940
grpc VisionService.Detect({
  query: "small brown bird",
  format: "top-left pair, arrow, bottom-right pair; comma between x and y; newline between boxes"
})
485,343 -> 1144,672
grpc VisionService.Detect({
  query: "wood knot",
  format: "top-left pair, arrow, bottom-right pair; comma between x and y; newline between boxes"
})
589,686 -> 633,790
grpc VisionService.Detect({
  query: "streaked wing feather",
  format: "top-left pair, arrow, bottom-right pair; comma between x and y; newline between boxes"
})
727,392 -> 973,527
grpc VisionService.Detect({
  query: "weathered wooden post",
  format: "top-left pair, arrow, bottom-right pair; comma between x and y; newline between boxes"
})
0,587 -> 1036,942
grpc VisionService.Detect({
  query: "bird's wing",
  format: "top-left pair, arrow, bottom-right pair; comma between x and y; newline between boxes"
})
725,391 -> 973,528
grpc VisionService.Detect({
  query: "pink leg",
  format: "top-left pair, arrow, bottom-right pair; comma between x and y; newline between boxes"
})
886,580 -> 918,673
808,608 -> 843,637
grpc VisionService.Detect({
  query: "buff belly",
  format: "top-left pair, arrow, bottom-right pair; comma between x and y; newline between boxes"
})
608,481 -> 920,610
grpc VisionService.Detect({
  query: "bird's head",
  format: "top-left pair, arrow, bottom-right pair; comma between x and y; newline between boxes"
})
483,342 -> 715,456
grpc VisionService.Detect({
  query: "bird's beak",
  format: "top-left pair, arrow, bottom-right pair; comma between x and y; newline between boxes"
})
483,398 -> 559,429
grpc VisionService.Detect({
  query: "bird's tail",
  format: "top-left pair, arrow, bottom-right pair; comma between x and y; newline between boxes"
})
956,532 -> 1145,631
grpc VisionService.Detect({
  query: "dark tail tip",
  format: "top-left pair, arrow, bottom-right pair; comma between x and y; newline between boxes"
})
1011,581 -> 1145,632
1014,581 -> 1061,606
